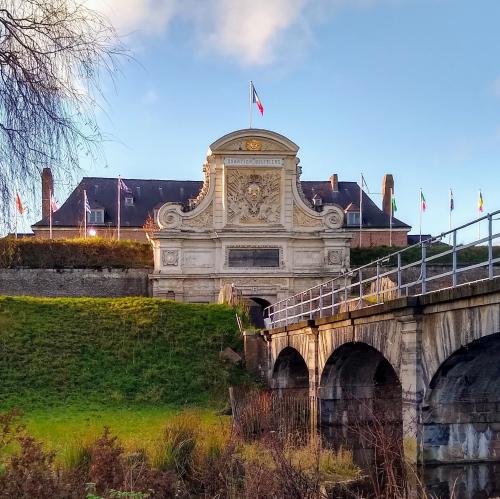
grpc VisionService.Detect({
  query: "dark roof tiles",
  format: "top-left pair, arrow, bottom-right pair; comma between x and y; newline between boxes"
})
34,177 -> 410,229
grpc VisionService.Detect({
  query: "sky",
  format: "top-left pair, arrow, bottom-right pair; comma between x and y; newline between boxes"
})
23,0 -> 500,237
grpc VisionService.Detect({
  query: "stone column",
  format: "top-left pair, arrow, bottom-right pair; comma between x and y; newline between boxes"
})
306,326 -> 319,434
398,313 -> 424,464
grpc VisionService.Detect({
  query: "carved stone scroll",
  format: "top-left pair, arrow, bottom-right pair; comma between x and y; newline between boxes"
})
293,205 -> 323,228
184,202 -> 213,229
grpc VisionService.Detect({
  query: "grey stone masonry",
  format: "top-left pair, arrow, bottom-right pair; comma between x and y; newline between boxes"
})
0,268 -> 151,297
247,277 -> 500,465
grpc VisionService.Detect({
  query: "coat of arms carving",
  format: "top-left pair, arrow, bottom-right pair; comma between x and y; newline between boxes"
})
226,170 -> 281,225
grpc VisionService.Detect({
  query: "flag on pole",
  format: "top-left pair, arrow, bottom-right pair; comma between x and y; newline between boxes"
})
16,193 -> 24,215
84,190 -> 91,213
50,193 -> 58,213
251,82 -> 264,116
449,189 -> 454,211
391,192 -> 397,213
478,190 -> 484,212
420,190 -> 427,212
118,177 -> 132,194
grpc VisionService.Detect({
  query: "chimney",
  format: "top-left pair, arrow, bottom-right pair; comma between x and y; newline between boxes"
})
330,174 -> 339,192
41,167 -> 53,219
382,174 -> 394,216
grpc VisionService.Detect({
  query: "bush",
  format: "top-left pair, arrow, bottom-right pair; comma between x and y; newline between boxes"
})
0,238 -> 153,269
350,243 -> 500,267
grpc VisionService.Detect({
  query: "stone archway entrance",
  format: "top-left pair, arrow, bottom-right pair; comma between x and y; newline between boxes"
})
247,297 -> 271,328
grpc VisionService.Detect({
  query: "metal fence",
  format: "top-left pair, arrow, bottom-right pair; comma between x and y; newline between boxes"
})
265,210 -> 500,328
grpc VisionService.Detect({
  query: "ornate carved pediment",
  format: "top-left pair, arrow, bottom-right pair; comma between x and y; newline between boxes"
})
293,205 -> 323,228
184,202 -> 213,230
226,170 -> 281,225
223,138 -> 289,152
292,204 -> 345,230
157,202 -> 213,231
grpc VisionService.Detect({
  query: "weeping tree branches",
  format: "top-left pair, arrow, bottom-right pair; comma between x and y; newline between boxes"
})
0,0 -> 124,226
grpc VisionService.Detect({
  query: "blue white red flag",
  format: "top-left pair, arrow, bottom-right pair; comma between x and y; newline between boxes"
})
84,190 -> 91,213
118,177 -> 132,194
251,82 -> 264,115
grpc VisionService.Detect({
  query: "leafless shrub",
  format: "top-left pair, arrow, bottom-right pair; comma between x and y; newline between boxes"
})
232,387 -> 310,442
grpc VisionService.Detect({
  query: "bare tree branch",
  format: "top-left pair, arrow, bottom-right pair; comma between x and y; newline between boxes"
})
0,0 -> 125,230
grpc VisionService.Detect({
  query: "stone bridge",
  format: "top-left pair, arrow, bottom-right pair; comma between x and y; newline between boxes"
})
244,277 -> 500,465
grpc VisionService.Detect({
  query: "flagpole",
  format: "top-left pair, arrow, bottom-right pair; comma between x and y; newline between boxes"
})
49,189 -> 53,239
249,81 -> 253,129
478,190 -> 481,239
359,173 -> 363,248
83,189 -> 87,239
419,188 -> 422,243
390,188 -> 393,247
117,176 -> 121,241
449,189 -> 452,232
448,189 -> 452,244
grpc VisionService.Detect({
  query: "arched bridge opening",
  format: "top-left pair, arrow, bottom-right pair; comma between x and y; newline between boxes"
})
423,332 -> 500,464
272,346 -> 309,393
270,347 -> 310,436
319,343 -> 403,465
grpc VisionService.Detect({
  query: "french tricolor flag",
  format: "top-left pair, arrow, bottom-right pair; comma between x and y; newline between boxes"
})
251,82 -> 264,115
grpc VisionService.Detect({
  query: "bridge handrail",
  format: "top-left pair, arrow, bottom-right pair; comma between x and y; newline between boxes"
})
264,209 -> 500,328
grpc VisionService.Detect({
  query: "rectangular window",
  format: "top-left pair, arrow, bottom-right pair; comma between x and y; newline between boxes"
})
346,212 -> 360,226
228,248 -> 280,268
124,196 -> 134,206
88,209 -> 104,225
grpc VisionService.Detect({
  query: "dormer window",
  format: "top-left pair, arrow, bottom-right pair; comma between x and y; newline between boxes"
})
88,209 -> 104,225
346,211 -> 361,226
311,192 -> 323,212
124,196 -> 134,206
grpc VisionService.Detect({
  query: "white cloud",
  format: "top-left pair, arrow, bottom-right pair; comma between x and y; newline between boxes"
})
192,0 -> 310,65
87,0 -> 403,66
87,0 -> 179,35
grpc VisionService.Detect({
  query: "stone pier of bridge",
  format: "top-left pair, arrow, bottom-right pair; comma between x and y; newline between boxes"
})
244,277 -> 500,464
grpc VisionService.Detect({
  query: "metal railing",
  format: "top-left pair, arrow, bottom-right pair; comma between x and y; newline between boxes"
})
265,210 -> 500,328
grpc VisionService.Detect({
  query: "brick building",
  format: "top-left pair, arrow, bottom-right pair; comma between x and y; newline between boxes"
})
32,129 -> 410,247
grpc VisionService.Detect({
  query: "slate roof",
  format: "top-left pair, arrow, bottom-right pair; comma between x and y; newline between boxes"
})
301,181 -> 409,229
33,177 -> 410,230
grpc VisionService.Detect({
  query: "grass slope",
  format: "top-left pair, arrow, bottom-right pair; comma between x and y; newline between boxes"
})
0,296 -> 241,409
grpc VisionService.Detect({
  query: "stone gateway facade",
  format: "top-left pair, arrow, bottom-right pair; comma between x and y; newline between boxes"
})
151,129 -> 351,307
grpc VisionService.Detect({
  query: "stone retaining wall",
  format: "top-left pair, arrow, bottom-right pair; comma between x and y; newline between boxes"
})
0,268 -> 151,298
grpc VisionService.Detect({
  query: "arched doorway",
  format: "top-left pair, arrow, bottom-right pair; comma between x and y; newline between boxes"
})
423,332 -> 500,464
248,297 -> 271,328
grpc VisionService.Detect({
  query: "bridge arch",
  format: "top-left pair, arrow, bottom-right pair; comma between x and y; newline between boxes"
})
319,342 -> 402,426
319,342 -> 403,464
423,331 -> 500,463
271,346 -> 309,391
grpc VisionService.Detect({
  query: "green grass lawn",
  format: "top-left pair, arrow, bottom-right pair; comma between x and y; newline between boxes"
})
18,405 -> 227,458
0,296 -> 242,466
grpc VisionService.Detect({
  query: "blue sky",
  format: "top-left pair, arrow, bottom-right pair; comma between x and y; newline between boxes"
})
32,0 -> 500,237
